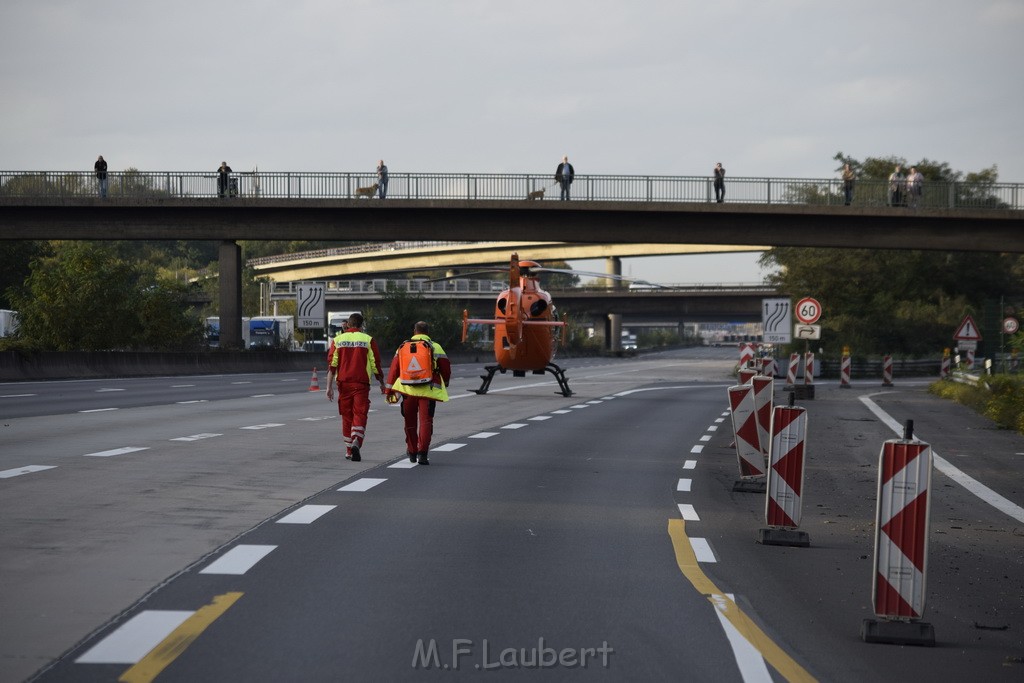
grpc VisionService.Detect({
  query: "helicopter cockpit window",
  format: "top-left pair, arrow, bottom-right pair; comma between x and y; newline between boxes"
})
529,299 -> 548,317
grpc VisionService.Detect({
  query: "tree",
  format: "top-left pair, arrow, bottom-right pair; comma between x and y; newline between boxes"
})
0,241 -> 53,309
8,242 -> 205,351
363,285 -> 464,355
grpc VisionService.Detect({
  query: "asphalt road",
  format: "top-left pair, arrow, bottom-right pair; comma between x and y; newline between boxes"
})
2,348 -> 1022,682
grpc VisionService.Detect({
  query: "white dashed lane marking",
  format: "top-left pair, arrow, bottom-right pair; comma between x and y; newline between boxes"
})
678,504 -> 700,521
470,432 -> 500,439
276,505 -> 336,524
689,537 -> 717,563
75,610 -> 194,664
683,460 -> 697,470
240,424 -> 285,430
337,478 -> 387,492
432,443 -> 466,452
691,445 -> 704,454
501,423 -> 528,430
83,447 -> 149,458
170,433 -> 222,442
677,479 -> 692,492
199,545 -> 277,575
0,465 -> 57,479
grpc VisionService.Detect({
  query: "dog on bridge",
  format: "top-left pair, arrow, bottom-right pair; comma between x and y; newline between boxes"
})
526,187 -> 545,200
355,183 -> 379,198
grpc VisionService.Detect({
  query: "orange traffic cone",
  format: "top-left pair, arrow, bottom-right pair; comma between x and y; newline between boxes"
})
309,367 -> 320,391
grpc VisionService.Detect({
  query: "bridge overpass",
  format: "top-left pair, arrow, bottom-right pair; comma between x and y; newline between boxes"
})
248,240 -> 767,281
4,170 -> 1023,348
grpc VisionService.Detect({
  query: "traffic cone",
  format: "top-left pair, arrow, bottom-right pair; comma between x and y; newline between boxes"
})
309,367 -> 320,391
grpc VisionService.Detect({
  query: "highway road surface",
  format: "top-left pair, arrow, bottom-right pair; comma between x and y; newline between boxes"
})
1,348 -> 1022,682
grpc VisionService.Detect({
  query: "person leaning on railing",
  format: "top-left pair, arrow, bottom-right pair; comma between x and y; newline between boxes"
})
217,161 -> 232,198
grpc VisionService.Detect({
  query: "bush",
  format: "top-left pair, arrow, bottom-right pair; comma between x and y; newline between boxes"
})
929,375 -> 1024,433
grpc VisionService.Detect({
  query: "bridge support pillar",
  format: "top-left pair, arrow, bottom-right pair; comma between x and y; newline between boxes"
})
608,313 -> 623,352
219,240 -> 243,349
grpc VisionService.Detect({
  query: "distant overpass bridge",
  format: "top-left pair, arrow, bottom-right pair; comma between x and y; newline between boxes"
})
4,169 -> 1023,348
270,278 -> 776,324
249,240 -> 767,281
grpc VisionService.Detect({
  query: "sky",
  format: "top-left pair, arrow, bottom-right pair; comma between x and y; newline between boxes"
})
2,0 -> 1021,284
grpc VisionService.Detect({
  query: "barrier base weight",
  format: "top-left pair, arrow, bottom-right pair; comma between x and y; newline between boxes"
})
791,385 -> 815,400
732,478 -> 767,494
860,619 -> 935,647
757,527 -> 810,547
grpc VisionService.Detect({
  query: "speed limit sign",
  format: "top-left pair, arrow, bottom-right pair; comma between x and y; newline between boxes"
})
1004,317 -> 1020,334
795,297 -> 822,325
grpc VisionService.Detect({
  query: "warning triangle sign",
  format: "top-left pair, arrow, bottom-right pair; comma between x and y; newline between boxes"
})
953,315 -> 981,341
405,357 -> 424,373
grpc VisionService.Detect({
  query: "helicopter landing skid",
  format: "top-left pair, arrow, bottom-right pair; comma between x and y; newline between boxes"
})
470,363 -> 573,397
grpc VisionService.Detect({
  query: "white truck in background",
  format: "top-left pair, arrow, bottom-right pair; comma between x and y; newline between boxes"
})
0,309 -> 20,337
327,310 -> 362,338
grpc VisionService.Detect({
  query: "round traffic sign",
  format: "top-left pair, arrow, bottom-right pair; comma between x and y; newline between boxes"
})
795,297 -> 822,325
1004,317 -> 1020,334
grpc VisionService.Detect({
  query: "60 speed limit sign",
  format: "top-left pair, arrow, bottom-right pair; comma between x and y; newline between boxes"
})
795,297 -> 822,325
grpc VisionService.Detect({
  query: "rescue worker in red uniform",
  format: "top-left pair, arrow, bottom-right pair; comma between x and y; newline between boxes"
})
326,313 -> 385,461
384,321 -> 451,466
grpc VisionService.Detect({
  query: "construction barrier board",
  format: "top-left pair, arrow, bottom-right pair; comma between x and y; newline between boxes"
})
871,439 -> 933,620
728,384 -> 766,479
752,376 -> 774,457
765,405 -> 807,529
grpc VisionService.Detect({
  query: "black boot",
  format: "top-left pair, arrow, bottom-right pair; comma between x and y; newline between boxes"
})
417,451 -> 429,466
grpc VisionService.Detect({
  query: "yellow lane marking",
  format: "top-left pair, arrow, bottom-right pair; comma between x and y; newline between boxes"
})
668,520 -> 816,683
119,592 -> 243,683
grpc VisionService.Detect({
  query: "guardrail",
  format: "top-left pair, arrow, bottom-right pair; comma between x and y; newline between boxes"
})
1,170 -> 1020,210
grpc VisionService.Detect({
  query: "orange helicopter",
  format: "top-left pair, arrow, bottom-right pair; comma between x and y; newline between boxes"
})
461,252 -> 646,397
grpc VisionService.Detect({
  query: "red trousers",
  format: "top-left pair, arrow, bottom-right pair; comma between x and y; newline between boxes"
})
400,395 -> 437,455
337,382 -> 371,453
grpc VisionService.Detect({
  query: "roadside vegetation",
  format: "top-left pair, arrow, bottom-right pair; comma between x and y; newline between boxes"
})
930,375 -> 1024,435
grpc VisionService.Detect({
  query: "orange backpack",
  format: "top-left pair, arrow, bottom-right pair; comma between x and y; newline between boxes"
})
397,339 -> 434,385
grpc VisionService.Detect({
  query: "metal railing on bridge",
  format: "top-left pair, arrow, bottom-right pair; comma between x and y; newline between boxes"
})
1,170 -> 1020,210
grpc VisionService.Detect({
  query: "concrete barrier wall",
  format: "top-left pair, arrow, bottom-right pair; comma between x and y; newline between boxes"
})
0,350 -> 333,381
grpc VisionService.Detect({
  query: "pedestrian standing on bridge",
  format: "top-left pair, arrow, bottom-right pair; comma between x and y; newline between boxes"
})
94,155 -> 108,198
713,162 -> 726,203
377,160 -> 389,199
326,313 -> 386,462
841,163 -> 856,205
385,321 -> 451,466
555,155 -> 575,200
888,164 -> 905,207
217,161 -> 233,198
906,167 -> 924,208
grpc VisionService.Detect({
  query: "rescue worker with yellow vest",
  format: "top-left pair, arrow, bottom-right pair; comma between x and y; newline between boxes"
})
326,313 -> 385,462
384,321 -> 451,466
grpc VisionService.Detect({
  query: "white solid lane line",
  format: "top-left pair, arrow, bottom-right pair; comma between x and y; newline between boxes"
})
860,395 -> 1024,524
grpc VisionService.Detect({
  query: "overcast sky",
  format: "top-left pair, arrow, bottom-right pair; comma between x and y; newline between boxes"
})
2,0 -> 1021,283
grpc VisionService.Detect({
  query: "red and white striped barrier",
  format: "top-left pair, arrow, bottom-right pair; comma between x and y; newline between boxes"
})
738,368 -> 756,385
752,376 -> 774,457
840,353 -> 852,388
739,342 -> 755,368
786,353 -> 799,387
758,405 -> 811,547
803,352 -> 815,385
758,356 -> 777,378
871,439 -> 933,620
882,355 -> 894,387
940,351 -> 950,378
727,384 -> 766,479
